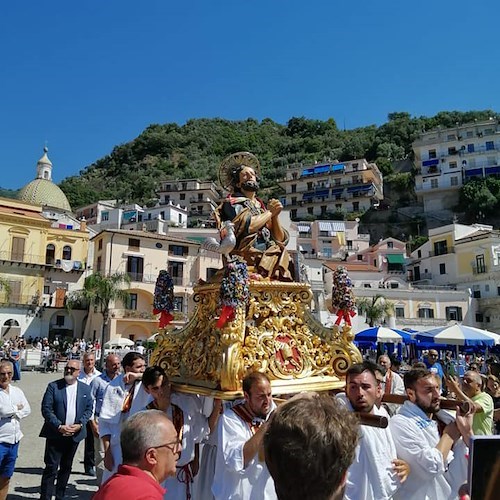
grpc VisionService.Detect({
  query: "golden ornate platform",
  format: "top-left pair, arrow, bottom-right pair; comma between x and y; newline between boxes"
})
150,280 -> 362,399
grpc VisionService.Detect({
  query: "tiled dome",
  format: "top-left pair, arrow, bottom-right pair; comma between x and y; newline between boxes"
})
18,147 -> 72,212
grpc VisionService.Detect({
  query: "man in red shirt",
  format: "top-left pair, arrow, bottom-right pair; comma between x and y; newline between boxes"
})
94,410 -> 181,499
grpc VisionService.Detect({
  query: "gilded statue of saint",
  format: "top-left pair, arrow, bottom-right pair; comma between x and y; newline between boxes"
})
214,152 -> 294,281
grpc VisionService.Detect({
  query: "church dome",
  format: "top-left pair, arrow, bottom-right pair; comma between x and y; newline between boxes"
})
18,147 -> 72,212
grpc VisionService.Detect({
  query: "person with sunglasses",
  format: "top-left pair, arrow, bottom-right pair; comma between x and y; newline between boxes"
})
39,359 -> 93,500
93,410 -> 181,499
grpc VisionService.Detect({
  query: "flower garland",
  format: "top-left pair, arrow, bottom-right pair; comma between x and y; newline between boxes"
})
153,270 -> 175,328
217,256 -> 250,328
331,266 -> 356,326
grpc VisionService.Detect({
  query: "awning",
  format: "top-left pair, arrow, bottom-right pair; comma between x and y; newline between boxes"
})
332,164 -> 345,172
331,187 -> 344,194
301,168 -> 315,176
302,193 -> 314,200
318,221 -> 346,232
315,189 -> 329,197
297,224 -> 311,233
464,168 -> 483,177
422,159 -> 439,167
386,254 -> 405,264
314,165 -> 330,174
485,166 -> 500,175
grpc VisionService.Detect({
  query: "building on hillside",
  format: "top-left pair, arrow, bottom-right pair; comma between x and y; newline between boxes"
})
0,198 -> 89,341
414,117 -> 500,212
76,201 -> 188,233
278,158 -> 383,220
295,219 -> 370,260
86,229 -> 222,343
407,222 -> 500,332
156,179 -> 222,227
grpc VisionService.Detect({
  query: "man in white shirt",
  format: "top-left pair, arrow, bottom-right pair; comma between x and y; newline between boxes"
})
389,368 -> 473,500
0,360 -> 31,500
212,372 -> 277,500
142,366 -> 210,499
99,352 -> 151,484
340,361 -> 410,500
78,352 -> 101,477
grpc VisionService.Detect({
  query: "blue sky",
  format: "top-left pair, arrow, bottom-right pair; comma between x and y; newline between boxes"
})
2,0 -> 499,190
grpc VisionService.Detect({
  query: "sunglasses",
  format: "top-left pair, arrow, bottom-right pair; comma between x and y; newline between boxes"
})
148,439 -> 182,458
64,367 -> 79,373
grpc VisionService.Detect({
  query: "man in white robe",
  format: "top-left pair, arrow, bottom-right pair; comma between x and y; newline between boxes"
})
142,366 -> 211,500
98,352 -> 151,484
338,361 -> 409,500
212,372 -> 277,500
389,368 -> 473,500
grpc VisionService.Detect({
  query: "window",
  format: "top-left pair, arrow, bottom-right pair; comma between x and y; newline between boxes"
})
307,182 -> 313,190
418,307 -> 434,319
96,256 -> 102,272
291,197 -> 297,205
417,250 -> 421,258
291,184 -> 297,193
164,196 -> 170,204
98,239 -> 103,251
168,261 -> 184,285
62,245 -> 72,260
451,177 -> 459,186
127,293 -> 138,310
352,201 -> 359,211
476,313 -> 484,322
56,315 -> 65,327
307,207 -> 314,215
390,282 -> 399,289
467,143 -> 474,152
334,178 -> 341,186
497,286 -> 500,296
335,204 -> 342,210
373,259 -> 377,267
321,205 -> 327,215
486,141 -> 494,151
291,209 -> 297,219
101,211 -> 109,221
169,245 -> 187,256
448,147 -> 457,155
198,193 -> 203,201
387,241 -> 394,249
46,244 -> 55,265
44,285 -> 50,294
180,193 -> 185,200
434,240 -> 448,256
473,289 -> 481,299
347,240 -> 353,250
323,248 -> 332,258
446,306 -> 463,321
173,296 -> 184,312
395,307 -> 405,318
449,161 -> 457,168
447,134 -> 455,141
439,263 -> 446,275
127,256 -> 144,281
206,268 -> 218,281
428,149 -> 437,159
466,131 -> 473,138
11,237 -> 25,262
475,254 -> 486,273
178,214 -> 183,224
430,178 -> 438,189
128,238 -> 140,250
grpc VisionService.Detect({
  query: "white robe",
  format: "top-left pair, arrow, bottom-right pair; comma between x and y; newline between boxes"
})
98,375 -> 152,483
212,402 -> 277,500
389,401 -> 468,500
161,393 -> 209,500
336,394 -> 401,500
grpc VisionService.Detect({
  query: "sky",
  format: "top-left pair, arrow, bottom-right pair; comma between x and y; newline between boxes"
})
2,0 -> 500,190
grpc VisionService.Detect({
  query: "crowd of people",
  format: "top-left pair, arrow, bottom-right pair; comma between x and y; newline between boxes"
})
0,341 -> 498,499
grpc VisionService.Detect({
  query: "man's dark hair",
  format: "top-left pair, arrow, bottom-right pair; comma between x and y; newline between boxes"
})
264,393 -> 359,500
121,351 -> 144,370
242,371 -> 270,394
230,164 -> 261,191
403,368 -> 433,390
346,360 -> 381,383
142,365 -> 168,388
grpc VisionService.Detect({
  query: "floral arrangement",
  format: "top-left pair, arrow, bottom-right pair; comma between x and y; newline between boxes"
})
330,266 -> 356,326
217,257 -> 250,328
153,270 -> 175,328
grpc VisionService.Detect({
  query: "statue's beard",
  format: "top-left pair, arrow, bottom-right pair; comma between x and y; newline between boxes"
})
240,180 -> 259,192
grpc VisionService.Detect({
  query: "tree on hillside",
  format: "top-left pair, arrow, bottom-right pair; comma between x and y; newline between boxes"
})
67,273 -> 131,365
357,294 -> 394,327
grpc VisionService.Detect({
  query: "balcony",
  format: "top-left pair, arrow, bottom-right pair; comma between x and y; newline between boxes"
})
472,264 -> 487,275
126,273 -> 157,284
428,247 -> 455,257
112,309 -> 158,320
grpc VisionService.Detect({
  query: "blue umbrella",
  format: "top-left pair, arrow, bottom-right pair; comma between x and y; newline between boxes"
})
355,326 -> 413,344
416,325 -> 500,347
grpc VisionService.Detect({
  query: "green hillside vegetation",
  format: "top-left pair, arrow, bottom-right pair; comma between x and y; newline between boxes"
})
57,110 -> 498,212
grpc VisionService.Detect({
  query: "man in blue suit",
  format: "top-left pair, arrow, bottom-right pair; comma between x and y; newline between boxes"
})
40,359 -> 93,500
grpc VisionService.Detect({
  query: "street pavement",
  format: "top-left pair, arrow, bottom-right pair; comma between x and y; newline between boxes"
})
8,370 -> 99,499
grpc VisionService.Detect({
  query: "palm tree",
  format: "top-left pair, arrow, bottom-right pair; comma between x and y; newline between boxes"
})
67,272 -> 131,365
356,294 -> 394,327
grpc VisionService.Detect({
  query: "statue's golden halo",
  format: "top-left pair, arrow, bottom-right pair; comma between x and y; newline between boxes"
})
218,151 -> 261,191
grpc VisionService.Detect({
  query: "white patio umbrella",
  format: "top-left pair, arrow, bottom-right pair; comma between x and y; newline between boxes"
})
104,337 -> 135,348
416,325 -> 500,346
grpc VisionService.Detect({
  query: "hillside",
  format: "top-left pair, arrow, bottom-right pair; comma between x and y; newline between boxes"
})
57,111 -> 498,211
